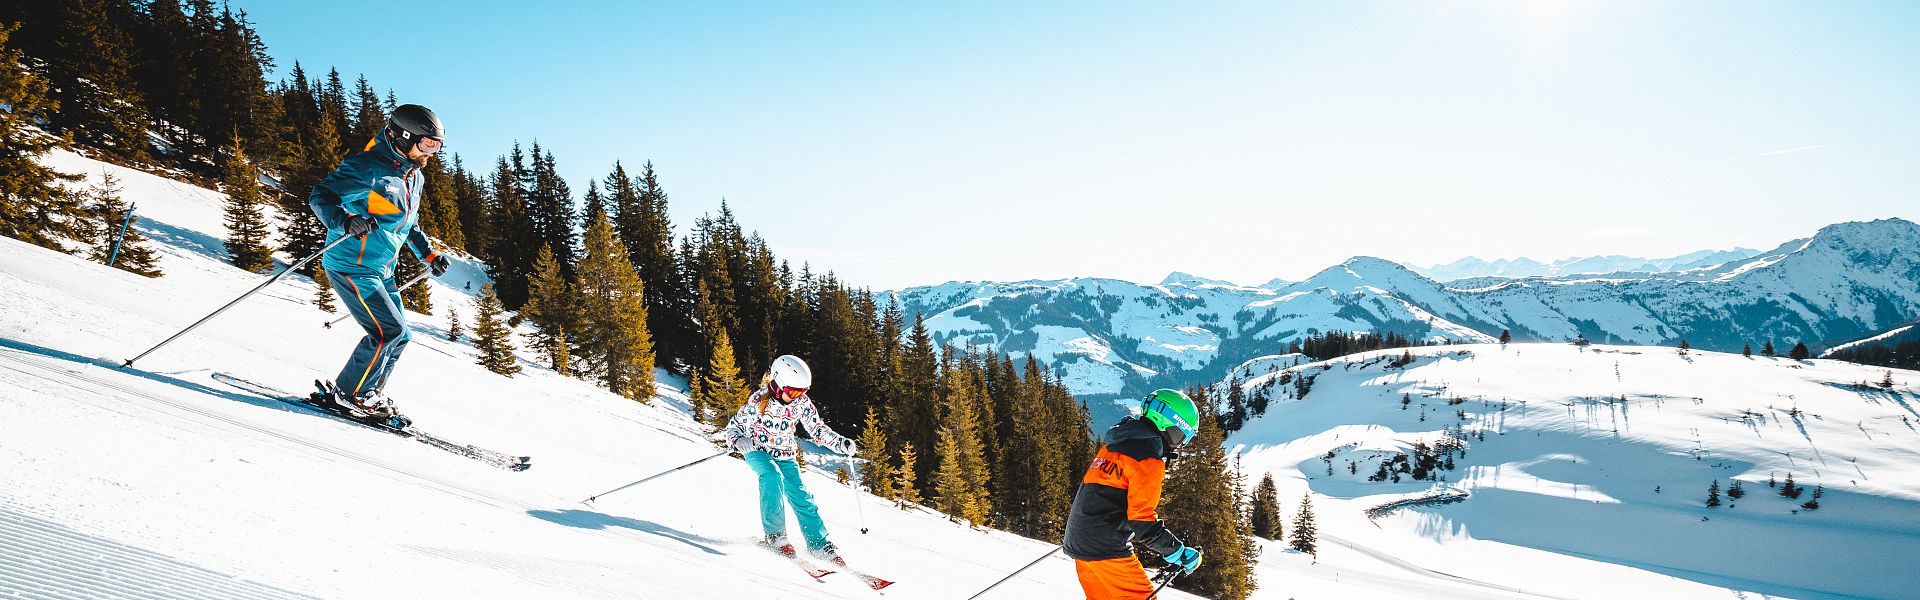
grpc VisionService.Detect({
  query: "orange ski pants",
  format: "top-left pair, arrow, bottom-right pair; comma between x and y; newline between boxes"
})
1074,555 -> 1154,599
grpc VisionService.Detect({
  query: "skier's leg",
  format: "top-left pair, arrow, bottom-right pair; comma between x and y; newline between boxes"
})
330,268 -> 406,397
743,451 -> 788,539
1074,556 -> 1153,600
367,275 -> 412,391
773,458 -> 830,550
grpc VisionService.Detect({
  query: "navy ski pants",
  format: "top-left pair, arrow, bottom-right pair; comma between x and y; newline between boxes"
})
329,268 -> 412,397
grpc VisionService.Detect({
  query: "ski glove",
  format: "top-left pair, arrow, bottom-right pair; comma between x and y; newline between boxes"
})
1167,546 -> 1203,573
344,214 -> 376,238
834,438 -> 856,456
427,253 -> 451,277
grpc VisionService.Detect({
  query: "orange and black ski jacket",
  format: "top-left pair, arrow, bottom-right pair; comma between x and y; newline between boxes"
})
1062,416 -> 1184,561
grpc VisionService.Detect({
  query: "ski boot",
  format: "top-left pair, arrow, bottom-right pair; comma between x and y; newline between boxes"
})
810,542 -> 845,567
759,534 -> 798,558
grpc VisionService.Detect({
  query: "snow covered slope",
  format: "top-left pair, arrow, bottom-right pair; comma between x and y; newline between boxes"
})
1223,343 -> 1920,600
0,152 -> 1174,599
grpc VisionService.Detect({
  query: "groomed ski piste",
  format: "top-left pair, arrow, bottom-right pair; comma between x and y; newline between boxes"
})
6,149 -> 1917,599
0,149 -> 1192,599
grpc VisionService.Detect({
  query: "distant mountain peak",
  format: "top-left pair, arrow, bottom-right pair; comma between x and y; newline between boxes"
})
1159,271 -> 1239,288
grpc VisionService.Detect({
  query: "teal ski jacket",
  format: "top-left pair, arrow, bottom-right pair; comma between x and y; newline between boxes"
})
309,129 -> 436,276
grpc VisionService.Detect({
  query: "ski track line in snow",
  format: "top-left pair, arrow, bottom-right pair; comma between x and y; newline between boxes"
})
1320,534 -> 1583,600
0,347 -> 851,599
0,504 -> 319,600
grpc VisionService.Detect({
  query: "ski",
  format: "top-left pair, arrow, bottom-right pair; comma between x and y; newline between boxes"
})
212,372 -> 531,472
753,538 -> 835,580
827,557 -> 894,591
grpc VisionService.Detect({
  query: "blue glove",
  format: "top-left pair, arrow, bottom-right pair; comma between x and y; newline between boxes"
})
1167,546 -> 1202,573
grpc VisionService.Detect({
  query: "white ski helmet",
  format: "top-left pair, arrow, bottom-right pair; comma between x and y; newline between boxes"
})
769,355 -> 812,390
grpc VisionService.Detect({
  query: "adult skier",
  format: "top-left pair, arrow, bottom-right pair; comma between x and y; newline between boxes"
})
723,355 -> 858,563
308,104 -> 450,419
1062,388 -> 1205,600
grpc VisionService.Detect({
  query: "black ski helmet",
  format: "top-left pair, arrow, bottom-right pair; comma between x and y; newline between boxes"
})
384,104 -> 444,152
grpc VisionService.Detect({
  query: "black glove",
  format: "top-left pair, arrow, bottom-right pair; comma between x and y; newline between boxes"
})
428,253 -> 450,277
343,214 -> 375,238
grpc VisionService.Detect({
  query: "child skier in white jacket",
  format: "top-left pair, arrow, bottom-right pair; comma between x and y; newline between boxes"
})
723,355 -> 856,561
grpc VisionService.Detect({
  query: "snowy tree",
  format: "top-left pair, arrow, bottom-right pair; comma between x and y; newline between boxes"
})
221,139 -> 274,273
894,442 -> 921,509
472,284 -> 520,377
1706,480 -> 1721,508
1780,473 -> 1802,499
81,172 -> 161,277
1727,479 -> 1745,500
1249,473 -> 1283,540
312,263 -> 336,313
854,408 -> 893,497
446,308 -> 463,342
1290,492 -> 1317,556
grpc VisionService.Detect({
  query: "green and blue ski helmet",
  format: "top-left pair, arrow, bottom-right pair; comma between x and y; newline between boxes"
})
1142,389 -> 1199,447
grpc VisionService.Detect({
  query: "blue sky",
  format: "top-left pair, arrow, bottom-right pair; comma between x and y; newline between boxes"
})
233,1 -> 1920,290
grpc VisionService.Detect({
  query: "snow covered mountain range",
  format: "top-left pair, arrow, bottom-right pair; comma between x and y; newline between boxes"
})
886,219 -> 1920,413
1412,248 -> 1763,282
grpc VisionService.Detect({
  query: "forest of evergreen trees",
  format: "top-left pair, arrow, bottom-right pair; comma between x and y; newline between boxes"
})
0,4 -> 1269,596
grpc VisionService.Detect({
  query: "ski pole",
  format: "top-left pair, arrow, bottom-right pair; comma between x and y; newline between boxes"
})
582,451 -> 729,504
1148,565 -> 1185,599
852,467 -> 870,534
323,270 -> 431,328
124,235 -> 352,368
963,546 -> 1059,600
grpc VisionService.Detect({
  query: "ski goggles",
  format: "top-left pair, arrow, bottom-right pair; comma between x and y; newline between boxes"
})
776,385 -> 808,400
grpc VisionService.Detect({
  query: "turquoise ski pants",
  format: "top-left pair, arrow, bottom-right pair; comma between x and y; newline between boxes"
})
743,450 -> 830,550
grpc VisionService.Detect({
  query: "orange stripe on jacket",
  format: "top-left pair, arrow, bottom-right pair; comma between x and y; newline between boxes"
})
1082,445 -> 1167,522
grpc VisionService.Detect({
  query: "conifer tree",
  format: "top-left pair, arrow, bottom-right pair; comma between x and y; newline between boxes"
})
44,0 -> 150,161
82,172 -> 161,277
349,75 -> 384,146
275,72 -> 338,271
419,154 -> 464,250
1160,389 -> 1258,599
312,263 -> 336,313
485,154 -> 538,309
1790,342 -> 1810,360
446,307 -> 463,342
472,284 -> 521,377
449,155 -> 491,254
1727,479 -> 1745,500
1499,329 -> 1511,344
698,312 -> 747,424
549,325 -> 571,377
523,244 -> 576,372
1762,340 -> 1776,357
1743,344 -> 1753,358
221,139 -> 273,273
1290,492 -> 1317,556
1706,480 -> 1721,508
573,213 -> 655,401
1882,371 -> 1896,390
396,253 -> 431,314
933,365 -> 991,526
1250,473 -> 1283,540
0,22 -> 84,250
895,441 -> 922,509
855,407 -> 894,498
1780,473 -> 1801,499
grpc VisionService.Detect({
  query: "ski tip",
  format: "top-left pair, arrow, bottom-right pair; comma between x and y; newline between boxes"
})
871,580 -> 894,590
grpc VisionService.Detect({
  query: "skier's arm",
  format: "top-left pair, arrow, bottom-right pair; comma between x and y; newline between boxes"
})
308,160 -> 373,230
405,225 -> 435,260
796,398 -> 853,455
1118,457 -> 1183,556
